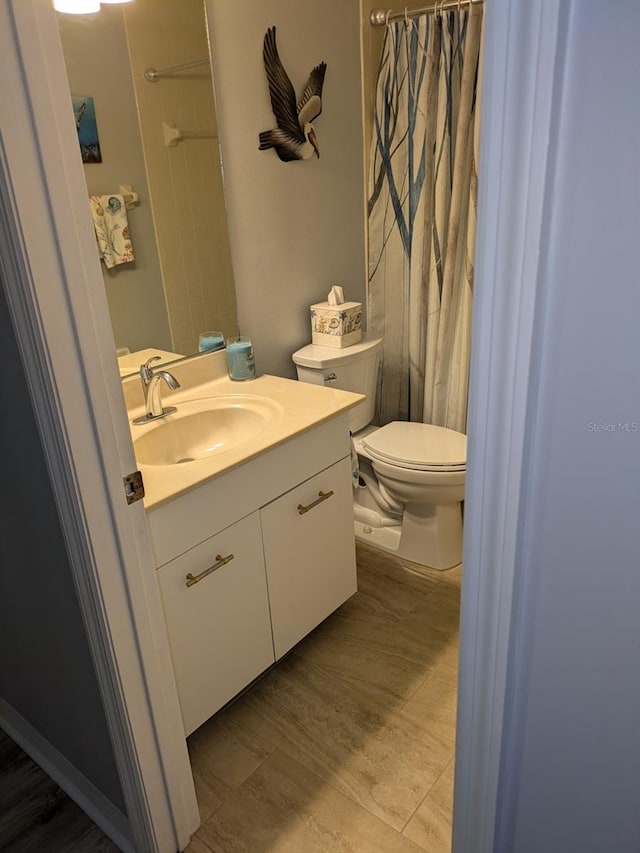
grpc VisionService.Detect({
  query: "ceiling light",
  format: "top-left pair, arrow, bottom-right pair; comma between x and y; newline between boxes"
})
100,0 -> 134,4
54,0 -> 100,12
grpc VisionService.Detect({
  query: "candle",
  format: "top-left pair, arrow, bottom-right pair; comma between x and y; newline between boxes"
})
198,331 -> 225,352
226,337 -> 255,381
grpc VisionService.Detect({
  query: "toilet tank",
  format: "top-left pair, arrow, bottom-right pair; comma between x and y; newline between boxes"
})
292,337 -> 382,433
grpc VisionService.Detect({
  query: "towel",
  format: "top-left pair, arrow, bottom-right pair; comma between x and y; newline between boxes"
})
89,194 -> 134,268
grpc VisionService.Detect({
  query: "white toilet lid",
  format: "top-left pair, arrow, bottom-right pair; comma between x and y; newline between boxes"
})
362,422 -> 467,471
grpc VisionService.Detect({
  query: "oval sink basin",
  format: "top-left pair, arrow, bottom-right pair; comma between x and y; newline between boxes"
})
133,395 -> 282,466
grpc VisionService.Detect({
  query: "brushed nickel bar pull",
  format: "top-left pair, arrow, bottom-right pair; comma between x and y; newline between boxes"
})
297,490 -> 334,515
185,553 -> 234,588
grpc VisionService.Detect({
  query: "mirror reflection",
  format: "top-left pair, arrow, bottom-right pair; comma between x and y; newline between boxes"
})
57,0 -> 238,376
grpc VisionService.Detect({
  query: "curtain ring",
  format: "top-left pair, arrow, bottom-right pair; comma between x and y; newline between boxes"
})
404,6 -> 413,30
385,8 -> 391,26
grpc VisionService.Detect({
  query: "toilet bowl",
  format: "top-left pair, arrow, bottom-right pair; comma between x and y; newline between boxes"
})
354,421 -> 466,569
292,337 -> 466,572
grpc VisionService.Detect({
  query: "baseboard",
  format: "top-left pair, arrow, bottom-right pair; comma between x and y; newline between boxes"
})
0,699 -> 133,853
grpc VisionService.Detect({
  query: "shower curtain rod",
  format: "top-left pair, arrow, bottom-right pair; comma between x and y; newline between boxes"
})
370,0 -> 484,26
144,58 -> 209,83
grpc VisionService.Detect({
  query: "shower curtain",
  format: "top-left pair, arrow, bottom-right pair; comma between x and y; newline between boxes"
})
367,6 -> 483,432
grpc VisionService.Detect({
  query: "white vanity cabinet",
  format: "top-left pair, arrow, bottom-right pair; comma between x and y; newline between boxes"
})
156,512 -> 274,737
261,456 -> 356,659
147,414 -> 357,736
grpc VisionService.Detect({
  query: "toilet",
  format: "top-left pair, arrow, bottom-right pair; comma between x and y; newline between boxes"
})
292,336 -> 466,572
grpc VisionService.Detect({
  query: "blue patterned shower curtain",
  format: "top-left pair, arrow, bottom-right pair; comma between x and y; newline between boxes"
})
368,6 -> 482,431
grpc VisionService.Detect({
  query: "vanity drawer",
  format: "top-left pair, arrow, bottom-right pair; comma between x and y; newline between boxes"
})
260,456 -> 357,659
157,512 -> 274,736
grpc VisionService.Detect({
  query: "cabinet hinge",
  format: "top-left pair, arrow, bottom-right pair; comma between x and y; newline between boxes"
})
123,470 -> 145,505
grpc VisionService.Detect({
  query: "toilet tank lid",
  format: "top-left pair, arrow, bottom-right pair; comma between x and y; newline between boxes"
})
292,336 -> 383,369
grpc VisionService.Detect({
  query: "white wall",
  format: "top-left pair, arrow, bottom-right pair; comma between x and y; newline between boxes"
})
497,3 -> 640,850
206,0 -> 366,378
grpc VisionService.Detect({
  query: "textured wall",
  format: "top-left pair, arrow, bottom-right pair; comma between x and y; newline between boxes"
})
206,0 -> 366,378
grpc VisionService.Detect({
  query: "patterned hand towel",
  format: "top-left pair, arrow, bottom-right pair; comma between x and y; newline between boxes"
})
89,194 -> 134,268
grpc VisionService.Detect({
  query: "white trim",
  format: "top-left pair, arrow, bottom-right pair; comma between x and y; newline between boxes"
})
453,1 -> 568,851
0,2 -> 198,851
0,700 -> 133,853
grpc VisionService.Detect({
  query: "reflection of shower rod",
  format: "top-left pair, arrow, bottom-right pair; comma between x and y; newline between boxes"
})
144,58 -> 209,82
162,121 -> 217,147
370,0 -> 483,26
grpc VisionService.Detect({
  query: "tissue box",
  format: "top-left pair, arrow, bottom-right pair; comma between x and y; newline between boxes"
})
310,301 -> 362,348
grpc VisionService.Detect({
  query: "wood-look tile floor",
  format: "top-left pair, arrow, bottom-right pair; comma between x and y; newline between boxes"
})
186,543 -> 461,853
0,545 -> 460,853
0,728 -> 119,852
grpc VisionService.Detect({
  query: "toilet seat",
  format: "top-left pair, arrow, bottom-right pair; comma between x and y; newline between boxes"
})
362,422 -> 466,472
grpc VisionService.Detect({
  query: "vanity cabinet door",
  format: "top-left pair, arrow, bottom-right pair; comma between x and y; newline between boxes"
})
157,512 -> 274,736
260,456 -> 357,659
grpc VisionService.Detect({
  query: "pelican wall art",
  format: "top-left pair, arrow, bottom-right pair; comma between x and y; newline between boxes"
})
258,26 -> 327,163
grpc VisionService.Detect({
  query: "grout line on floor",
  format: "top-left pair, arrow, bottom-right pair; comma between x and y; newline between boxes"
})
399,754 -> 455,836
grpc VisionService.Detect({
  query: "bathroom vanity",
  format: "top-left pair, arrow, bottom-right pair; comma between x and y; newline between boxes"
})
124,352 -> 363,736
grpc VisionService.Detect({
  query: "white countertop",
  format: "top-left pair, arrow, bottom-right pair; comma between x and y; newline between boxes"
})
117,347 -> 185,377
125,352 -> 363,509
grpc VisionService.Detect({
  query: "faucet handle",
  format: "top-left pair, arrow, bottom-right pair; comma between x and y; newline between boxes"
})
143,355 -> 162,370
140,355 -> 162,383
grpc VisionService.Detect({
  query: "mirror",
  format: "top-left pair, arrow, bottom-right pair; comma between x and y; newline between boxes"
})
56,0 -> 239,376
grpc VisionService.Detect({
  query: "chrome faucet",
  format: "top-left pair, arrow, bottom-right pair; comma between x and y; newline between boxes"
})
132,356 -> 181,424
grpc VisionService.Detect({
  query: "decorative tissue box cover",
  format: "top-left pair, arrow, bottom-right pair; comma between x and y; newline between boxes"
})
310,301 -> 363,348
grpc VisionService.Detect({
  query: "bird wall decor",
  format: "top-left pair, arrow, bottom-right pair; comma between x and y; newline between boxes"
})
258,26 -> 327,162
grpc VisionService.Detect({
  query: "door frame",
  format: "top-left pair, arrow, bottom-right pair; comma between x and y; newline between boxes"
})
453,1 -> 568,851
0,2 -> 198,850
